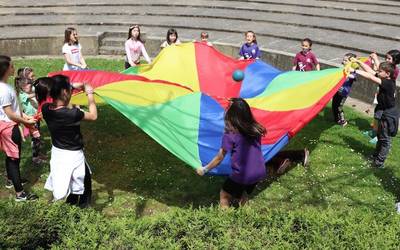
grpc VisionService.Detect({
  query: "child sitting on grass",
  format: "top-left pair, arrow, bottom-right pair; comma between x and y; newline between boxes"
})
196,98 -> 266,208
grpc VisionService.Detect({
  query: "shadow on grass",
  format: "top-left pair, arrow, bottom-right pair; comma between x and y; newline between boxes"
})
343,135 -> 400,202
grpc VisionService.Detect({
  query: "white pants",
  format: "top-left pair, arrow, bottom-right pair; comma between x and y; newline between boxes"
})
45,146 -> 86,200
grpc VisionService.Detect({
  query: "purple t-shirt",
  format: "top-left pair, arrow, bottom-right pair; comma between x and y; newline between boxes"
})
221,132 -> 266,185
293,51 -> 319,71
239,43 -> 261,59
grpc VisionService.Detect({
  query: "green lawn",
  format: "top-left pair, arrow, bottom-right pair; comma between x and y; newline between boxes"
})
1,58 -> 400,248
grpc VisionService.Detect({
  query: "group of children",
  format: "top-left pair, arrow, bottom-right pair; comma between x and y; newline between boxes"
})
0,25 -> 398,210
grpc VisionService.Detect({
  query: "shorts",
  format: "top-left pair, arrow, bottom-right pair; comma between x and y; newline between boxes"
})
222,178 -> 257,199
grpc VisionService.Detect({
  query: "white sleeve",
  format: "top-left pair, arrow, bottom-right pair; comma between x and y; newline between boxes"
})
0,87 -> 12,107
141,44 -> 151,63
125,40 -> 132,64
62,44 -> 69,54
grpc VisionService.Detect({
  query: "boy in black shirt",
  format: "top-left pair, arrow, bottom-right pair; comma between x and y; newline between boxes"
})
350,61 -> 398,168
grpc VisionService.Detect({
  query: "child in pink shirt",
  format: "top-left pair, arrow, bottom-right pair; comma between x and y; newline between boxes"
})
124,25 -> 151,69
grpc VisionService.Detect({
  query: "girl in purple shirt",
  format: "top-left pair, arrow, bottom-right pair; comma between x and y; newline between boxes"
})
239,31 -> 261,60
197,98 -> 266,208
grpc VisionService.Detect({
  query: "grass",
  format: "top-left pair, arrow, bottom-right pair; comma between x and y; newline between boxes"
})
1,58 -> 400,248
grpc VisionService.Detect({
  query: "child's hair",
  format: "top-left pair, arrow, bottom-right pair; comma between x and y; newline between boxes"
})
166,28 -> 178,45
127,24 -> 144,43
379,61 -> 395,80
50,75 -> 71,101
17,67 -> 33,78
14,76 -> 32,95
200,31 -> 209,40
344,52 -> 356,59
64,27 -> 78,45
224,98 -> 266,139
386,49 -> 400,65
302,38 -> 313,47
245,31 -> 257,44
33,77 -> 53,104
0,55 -> 11,80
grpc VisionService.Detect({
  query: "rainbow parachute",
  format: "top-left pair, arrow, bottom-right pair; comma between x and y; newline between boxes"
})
50,42 -> 346,175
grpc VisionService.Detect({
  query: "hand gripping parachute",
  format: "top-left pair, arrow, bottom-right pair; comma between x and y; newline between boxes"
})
50,42 -> 347,175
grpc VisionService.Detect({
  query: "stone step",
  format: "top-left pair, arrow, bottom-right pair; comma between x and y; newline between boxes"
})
101,37 -> 126,47
99,45 -> 125,55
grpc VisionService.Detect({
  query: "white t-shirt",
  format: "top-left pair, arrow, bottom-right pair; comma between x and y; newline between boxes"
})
0,82 -> 21,122
62,43 -> 82,70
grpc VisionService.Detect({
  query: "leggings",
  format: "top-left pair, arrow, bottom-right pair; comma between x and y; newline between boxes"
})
66,164 -> 92,208
5,126 -> 23,192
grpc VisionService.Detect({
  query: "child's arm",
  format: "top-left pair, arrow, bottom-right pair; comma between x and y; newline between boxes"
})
255,46 -> 261,59
3,105 -> 36,125
315,63 -> 320,71
64,53 -> 82,68
82,84 -> 97,121
370,52 -> 380,71
353,58 -> 376,75
79,48 -> 87,69
349,67 -> 382,85
196,148 -> 227,176
27,93 -> 38,109
141,45 -> 152,64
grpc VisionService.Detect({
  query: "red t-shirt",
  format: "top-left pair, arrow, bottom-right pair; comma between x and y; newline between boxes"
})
293,51 -> 319,71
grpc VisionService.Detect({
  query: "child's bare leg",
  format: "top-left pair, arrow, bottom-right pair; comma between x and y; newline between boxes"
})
239,192 -> 248,206
220,190 -> 232,209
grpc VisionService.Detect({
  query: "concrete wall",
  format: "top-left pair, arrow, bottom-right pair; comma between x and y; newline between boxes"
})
1,34 -> 398,107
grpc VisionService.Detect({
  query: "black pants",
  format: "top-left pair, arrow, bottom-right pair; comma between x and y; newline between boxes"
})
5,126 -> 23,192
374,119 -> 392,166
66,164 -> 92,208
124,61 -> 131,70
31,121 -> 41,158
332,92 -> 347,123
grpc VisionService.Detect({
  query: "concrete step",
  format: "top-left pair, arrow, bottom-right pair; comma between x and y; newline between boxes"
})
99,45 -> 125,55
101,37 -> 126,47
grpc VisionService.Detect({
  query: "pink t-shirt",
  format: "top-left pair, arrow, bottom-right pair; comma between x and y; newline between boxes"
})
293,51 -> 319,71
124,39 -> 151,65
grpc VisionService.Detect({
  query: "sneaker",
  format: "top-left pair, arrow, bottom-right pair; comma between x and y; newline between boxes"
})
369,136 -> 378,145
338,120 -> 348,127
32,156 -> 46,165
303,148 -> 310,167
15,191 -> 38,202
277,158 -> 291,175
5,179 -> 13,189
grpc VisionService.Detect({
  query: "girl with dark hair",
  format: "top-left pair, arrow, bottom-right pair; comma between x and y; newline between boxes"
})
62,27 -> 87,70
42,75 -> 97,208
239,31 -> 260,60
160,28 -> 181,49
196,98 -> 267,208
0,55 -> 38,201
17,67 -> 34,80
370,49 -> 400,80
124,24 -> 151,69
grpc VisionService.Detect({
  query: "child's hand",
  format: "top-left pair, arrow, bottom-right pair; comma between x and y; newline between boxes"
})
196,167 -> 205,176
84,84 -> 94,95
369,52 -> 378,61
81,63 -> 87,69
72,82 -> 84,90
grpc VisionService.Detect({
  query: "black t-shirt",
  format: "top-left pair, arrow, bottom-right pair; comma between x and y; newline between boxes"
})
376,79 -> 396,111
42,103 -> 85,150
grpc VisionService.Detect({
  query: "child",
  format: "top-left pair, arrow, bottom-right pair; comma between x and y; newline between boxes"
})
0,55 -> 38,201
239,31 -> 260,60
349,61 -> 398,168
17,67 -> 35,80
196,98 -> 266,208
364,50 -> 400,143
62,27 -> 87,70
199,31 -> 212,46
332,53 -> 357,126
292,38 -> 320,71
124,25 -> 151,69
15,76 -> 45,164
160,28 -> 181,49
43,75 -> 97,208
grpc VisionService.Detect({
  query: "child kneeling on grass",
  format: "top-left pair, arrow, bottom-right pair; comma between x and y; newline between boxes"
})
196,98 -> 266,208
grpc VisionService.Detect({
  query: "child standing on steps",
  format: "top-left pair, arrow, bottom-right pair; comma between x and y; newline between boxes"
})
332,53 -> 358,127
62,27 -> 87,71
124,24 -> 151,69
293,38 -> 320,71
239,31 -> 260,60
196,98 -> 267,209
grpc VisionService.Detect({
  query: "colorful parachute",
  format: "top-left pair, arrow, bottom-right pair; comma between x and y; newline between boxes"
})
50,42 -> 346,175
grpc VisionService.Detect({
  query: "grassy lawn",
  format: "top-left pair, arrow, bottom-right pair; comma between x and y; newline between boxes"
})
1,58 -> 400,248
